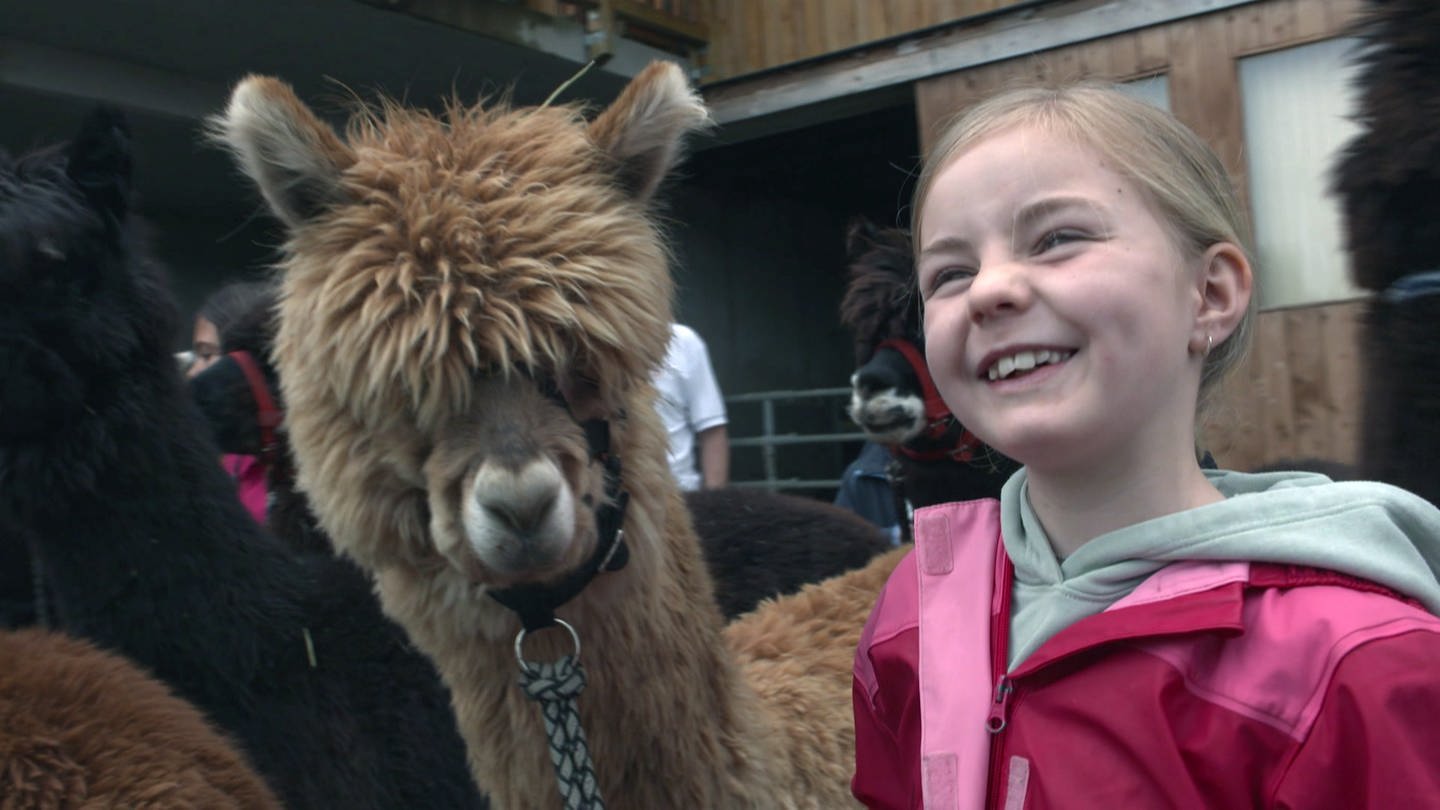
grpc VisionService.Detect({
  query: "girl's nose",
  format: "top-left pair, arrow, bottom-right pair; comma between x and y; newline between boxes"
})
966,260 -> 1033,325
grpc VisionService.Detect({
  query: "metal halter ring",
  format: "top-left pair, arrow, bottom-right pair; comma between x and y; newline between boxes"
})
514,618 -> 582,676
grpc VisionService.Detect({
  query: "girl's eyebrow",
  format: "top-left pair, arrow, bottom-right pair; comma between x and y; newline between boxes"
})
1012,195 -> 1098,231
918,235 -> 973,261
921,195 -> 1103,260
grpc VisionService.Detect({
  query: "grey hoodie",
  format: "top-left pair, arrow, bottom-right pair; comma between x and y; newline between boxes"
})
1002,468 -> 1440,669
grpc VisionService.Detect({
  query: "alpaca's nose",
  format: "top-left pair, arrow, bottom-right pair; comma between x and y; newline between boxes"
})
491,492 -> 560,537
460,455 -> 578,575
854,361 -> 903,396
470,459 -> 565,538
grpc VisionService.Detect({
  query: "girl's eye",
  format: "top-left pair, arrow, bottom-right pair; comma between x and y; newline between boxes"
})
925,266 -> 976,296
1035,229 -> 1086,254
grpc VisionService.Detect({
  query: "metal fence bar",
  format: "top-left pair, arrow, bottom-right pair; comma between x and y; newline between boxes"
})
760,398 -> 777,490
731,479 -> 844,491
726,386 -> 852,403
725,386 -> 858,494
730,432 -> 868,448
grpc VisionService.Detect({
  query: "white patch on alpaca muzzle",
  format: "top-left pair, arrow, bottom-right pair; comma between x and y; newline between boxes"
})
848,376 -> 926,445
463,457 -> 577,576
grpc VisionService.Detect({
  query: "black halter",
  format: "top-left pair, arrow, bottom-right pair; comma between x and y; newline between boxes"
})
486,379 -> 631,632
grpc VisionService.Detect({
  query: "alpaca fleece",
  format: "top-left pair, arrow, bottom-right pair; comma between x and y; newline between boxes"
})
0,109 -> 484,809
1333,0 -> 1440,506
215,61 -> 903,808
0,628 -> 282,809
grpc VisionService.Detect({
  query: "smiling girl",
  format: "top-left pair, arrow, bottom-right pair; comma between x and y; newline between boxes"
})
852,84 -> 1440,808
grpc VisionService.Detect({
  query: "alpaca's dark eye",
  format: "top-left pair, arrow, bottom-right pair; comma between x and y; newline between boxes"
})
533,373 -> 562,402
518,365 -> 566,407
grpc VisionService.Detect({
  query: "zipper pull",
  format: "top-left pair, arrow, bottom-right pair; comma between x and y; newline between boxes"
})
986,675 -> 1013,734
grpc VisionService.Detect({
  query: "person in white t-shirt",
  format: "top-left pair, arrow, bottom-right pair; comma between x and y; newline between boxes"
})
652,323 -> 729,491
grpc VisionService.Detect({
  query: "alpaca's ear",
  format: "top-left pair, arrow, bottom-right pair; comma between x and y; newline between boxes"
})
845,217 -> 881,262
67,107 -> 132,219
588,61 -> 711,202
209,75 -> 355,229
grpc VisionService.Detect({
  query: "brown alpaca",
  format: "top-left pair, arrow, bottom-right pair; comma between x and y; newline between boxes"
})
213,62 -> 904,808
0,628 -> 281,809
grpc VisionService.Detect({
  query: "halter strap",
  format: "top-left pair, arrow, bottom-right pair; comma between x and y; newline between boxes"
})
875,338 -> 981,462
488,385 -> 631,632
227,350 -> 284,471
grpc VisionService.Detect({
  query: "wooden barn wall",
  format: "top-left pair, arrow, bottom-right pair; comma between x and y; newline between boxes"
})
698,0 -> 1035,82
914,0 -> 1365,471
1205,300 -> 1364,472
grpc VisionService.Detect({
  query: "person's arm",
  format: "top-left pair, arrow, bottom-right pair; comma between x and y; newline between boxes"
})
696,424 -> 729,489
1271,629 -> 1440,808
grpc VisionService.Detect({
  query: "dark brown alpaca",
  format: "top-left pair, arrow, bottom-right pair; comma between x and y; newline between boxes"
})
1333,0 -> 1440,505
838,217 -> 1020,529
0,628 -> 282,809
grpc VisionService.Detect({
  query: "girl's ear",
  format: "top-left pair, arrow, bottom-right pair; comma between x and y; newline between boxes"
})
1191,242 -> 1253,351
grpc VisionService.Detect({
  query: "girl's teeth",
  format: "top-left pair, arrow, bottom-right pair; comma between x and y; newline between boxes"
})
987,349 -> 1073,381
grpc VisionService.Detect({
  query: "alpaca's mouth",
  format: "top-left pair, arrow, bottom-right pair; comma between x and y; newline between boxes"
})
860,411 -> 917,434
849,392 -> 925,444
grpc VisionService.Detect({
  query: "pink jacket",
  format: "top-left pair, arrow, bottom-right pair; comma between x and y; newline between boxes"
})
222,453 -> 268,525
853,500 -> 1440,809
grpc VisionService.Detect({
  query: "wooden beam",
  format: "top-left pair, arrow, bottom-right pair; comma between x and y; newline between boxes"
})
365,0 -> 685,79
0,37 -> 223,120
612,0 -> 709,45
703,0 -> 1264,126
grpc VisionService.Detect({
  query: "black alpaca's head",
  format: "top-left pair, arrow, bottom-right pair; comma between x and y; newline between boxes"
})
837,217 -> 932,444
0,109 -> 173,443
1333,0 -> 1440,290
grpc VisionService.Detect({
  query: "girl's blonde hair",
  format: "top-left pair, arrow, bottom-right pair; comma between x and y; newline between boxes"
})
913,82 -> 1256,420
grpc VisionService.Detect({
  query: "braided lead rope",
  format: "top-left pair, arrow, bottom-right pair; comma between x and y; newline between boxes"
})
516,619 -> 604,809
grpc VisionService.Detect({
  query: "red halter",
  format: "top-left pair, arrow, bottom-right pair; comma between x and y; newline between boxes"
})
227,350 -> 285,473
873,338 -> 981,463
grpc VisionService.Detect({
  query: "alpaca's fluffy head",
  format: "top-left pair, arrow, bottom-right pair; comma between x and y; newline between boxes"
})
838,217 -> 918,367
212,63 -> 710,586
1334,0 -> 1440,290
0,109 -> 173,447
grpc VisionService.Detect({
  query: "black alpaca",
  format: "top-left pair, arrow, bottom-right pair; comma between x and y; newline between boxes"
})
838,217 -> 1020,522
0,110 -> 486,810
189,292 -> 891,618
1334,0 -> 1440,506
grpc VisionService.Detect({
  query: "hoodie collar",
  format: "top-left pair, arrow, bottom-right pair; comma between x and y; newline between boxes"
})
1000,467 -> 1440,614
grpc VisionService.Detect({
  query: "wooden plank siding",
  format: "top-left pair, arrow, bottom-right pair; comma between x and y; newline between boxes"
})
1205,301 -> 1364,471
913,0 -> 1366,470
697,0 -> 1031,81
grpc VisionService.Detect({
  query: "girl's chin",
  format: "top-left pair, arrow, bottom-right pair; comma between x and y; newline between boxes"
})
978,423 -> 1086,465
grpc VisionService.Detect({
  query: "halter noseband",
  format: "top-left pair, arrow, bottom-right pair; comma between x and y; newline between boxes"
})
874,338 -> 981,463
487,380 -> 631,632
